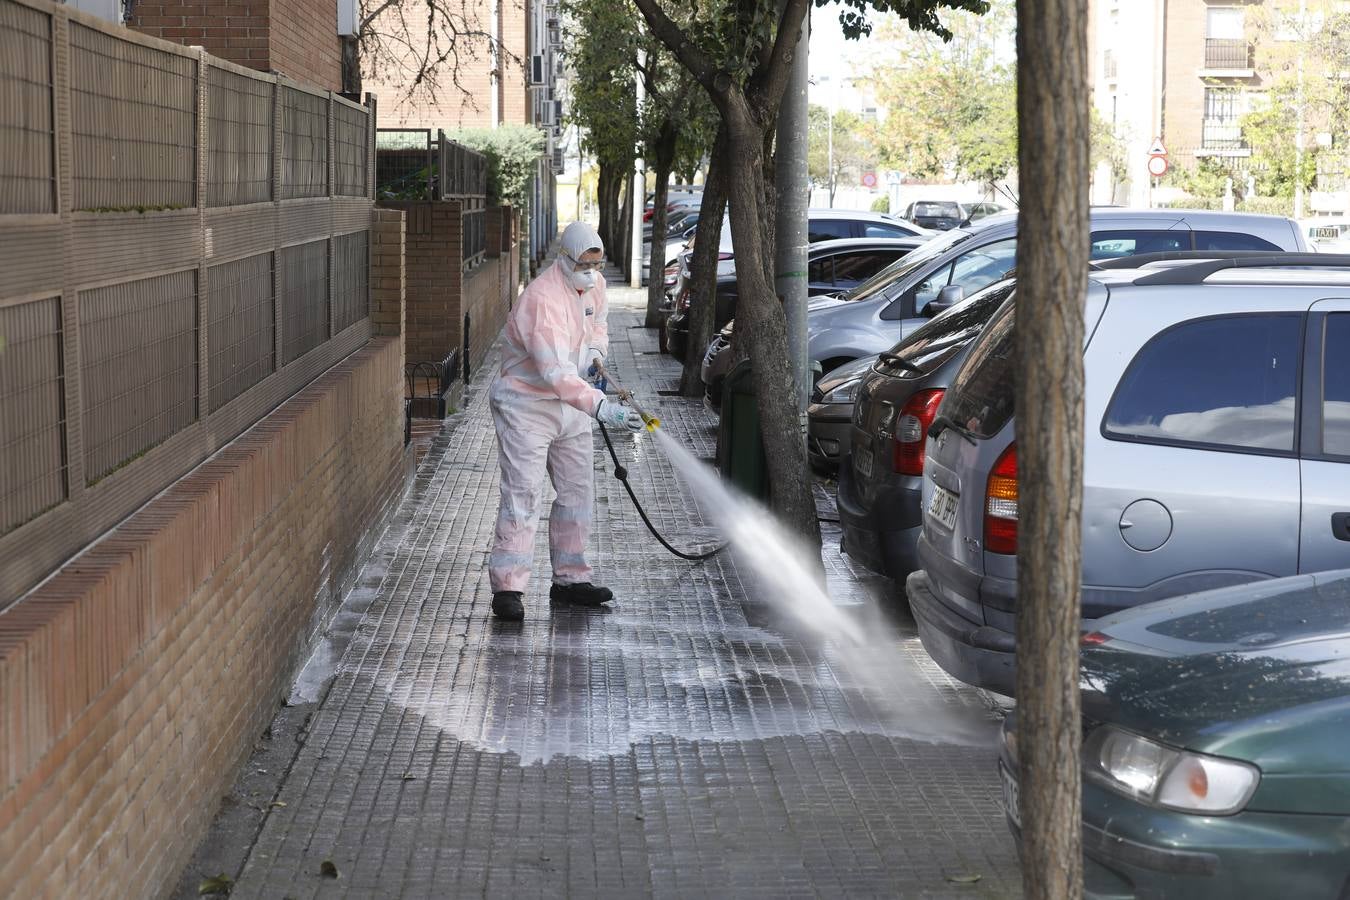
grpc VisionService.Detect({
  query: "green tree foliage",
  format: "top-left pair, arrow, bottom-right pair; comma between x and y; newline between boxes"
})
445,126 -> 546,208
1243,1 -> 1350,198
807,105 -> 879,202
631,0 -> 989,542
863,0 -> 1015,185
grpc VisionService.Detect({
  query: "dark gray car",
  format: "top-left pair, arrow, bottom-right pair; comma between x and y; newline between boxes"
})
909,254 -> 1350,695
832,279 -> 1017,570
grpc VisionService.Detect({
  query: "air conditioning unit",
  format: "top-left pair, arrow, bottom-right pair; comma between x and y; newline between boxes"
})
540,100 -> 556,127
546,18 -> 561,48
552,99 -> 563,124
530,54 -> 545,85
553,55 -> 565,78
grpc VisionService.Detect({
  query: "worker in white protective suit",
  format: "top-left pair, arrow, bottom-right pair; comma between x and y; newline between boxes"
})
488,221 -> 645,621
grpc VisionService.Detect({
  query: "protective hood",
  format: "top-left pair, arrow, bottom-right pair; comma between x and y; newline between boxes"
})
559,221 -> 604,270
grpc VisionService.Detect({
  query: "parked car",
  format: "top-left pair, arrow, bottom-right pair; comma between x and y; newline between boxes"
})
959,201 -> 1008,222
667,237 -> 925,360
807,353 -> 880,470
909,253 -> 1350,696
666,211 -> 931,356
1000,569 -> 1350,899
903,200 -> 965,230
806,209 -> 1309,378
830,278 -> 1018,555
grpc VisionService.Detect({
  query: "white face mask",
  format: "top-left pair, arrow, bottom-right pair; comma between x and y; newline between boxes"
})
569,268 -> 597,292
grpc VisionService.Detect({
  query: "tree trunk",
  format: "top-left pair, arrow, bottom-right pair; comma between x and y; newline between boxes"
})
679,124 -> 728,397
646,122 -> 679,328
723,97 -> 820,545
1014,1 -> 1090,898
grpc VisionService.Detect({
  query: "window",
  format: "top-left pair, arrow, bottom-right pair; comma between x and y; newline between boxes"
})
913,238 -> 1018,310
880,280 -> 1016,377
832,251 -> 906,285
1325,314 -> 1350,456
807,257 -> 834,285
1104,314 -> 1303,453
1194,231 -> 1282,251
808,219 -> 853,242
1089,229 -> 1189,260
863,223 -> 913,238
1206,6 -> 1244,39
943,302 -> 1017,439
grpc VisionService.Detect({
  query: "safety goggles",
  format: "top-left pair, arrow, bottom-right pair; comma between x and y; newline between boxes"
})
568,255 -> 606,273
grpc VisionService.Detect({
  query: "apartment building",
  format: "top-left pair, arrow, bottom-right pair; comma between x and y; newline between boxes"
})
1090,0 -> 1268,206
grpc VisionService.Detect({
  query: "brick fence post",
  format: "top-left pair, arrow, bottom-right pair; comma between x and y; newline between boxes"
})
370,208 -> 405,339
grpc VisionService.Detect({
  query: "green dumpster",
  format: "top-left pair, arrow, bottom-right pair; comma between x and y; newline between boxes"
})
716,359 -> 769,500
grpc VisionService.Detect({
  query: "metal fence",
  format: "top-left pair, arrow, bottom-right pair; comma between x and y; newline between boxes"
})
1204,38 -> 1253,70
0,0 -> 378,607
375,128 -> 487,202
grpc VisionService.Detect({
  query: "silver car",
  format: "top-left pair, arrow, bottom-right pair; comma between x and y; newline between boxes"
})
806,209 -> 1309,376
908,253 -> 1350,695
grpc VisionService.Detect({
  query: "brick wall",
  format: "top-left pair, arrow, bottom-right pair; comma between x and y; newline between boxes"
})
362,0 -> 534,128
379,201 -> 518,380
0,337 -> 411,897
371,209 -> 407,338
269,0 -> 340,90
129,0 -> 340,90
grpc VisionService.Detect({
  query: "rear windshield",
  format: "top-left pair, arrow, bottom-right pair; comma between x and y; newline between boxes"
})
842,229 -> 974,302
877,280 -> 1016,377
914,202 -> 961,218
941,301 -> 1016,439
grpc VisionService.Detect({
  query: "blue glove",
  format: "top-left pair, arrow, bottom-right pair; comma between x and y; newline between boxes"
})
585,361 -> 609,393
595,398 -> 644,433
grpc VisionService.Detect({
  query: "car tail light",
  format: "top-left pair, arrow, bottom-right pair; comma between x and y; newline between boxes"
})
984,443 -> 1018,555
891,389 -> 944,475
1081,631 -> 1111,647
676,287 -> 690,311
717,252 -> 733,261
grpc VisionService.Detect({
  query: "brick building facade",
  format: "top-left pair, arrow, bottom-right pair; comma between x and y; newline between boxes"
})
128,0 -> 344,90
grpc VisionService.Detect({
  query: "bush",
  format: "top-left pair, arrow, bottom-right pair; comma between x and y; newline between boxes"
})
870,195 -> 891,213
444,125 -> 546,208
1238,196 -> 1295,217
1162,196 -> 1224,210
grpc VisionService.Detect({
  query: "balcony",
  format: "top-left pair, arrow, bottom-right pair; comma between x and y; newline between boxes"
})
1203,38 -> 1255,74
1198,120 -> 1249,156
1103,51 -> 1118,81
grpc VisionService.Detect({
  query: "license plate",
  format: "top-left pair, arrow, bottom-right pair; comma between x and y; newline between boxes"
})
853,447 -> 874,481
927,484 -> 959,530
1000,762 -> 1021,829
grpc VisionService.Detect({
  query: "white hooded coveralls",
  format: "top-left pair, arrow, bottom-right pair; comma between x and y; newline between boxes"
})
488,232 -> 608,594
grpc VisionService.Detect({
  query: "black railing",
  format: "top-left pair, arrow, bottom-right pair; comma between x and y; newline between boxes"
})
1204,38 -> 1253,70
1202,120 -> 1245,150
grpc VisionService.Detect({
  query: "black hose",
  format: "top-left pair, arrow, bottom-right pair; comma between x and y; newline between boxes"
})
597,422 -> 726,561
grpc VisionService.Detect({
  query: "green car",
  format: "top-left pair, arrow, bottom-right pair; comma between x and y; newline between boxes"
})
998,570 -> 1350,899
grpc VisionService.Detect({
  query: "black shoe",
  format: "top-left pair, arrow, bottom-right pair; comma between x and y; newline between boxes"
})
549,582 -> 614,607
491,591 -> 524,620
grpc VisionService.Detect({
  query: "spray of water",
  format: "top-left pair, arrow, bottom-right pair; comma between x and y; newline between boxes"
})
650,428 -> 1001,747
652,429 -> 866,647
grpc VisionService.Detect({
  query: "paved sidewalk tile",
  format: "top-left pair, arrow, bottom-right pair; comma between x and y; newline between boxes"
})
217,285 -> 1021,898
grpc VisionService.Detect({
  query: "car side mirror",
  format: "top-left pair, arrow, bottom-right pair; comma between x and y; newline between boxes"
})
925,284 -> 965,317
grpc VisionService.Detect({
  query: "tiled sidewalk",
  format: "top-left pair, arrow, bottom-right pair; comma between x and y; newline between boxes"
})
183,285 -> 1021,898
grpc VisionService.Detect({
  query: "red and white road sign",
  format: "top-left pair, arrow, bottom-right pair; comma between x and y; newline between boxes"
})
1147,154 -> 1169,177
861,171 -> 878,189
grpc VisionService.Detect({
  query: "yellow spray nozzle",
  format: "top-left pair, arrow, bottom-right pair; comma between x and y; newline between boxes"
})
643,415 -> 661,432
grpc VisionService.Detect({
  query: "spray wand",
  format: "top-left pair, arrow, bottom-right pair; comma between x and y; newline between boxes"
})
590,358 -> 724,562
592,358 -> 660,432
